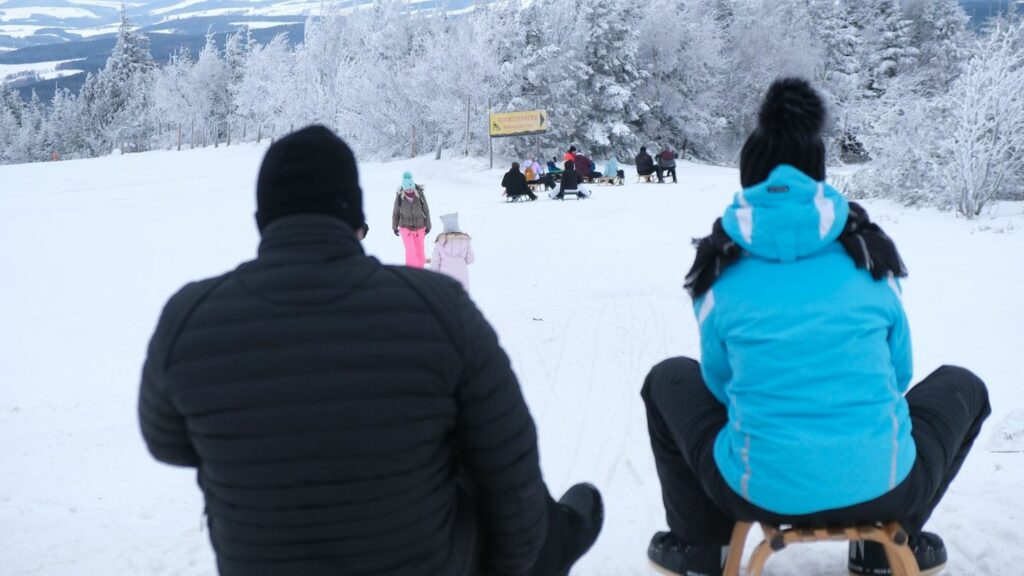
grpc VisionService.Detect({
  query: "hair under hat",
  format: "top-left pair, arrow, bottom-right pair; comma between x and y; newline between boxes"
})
739,78 -> 827,188
255,125 -> 364,233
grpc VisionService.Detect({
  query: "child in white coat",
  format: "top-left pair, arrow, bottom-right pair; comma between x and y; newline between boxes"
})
430,213 -> 474,290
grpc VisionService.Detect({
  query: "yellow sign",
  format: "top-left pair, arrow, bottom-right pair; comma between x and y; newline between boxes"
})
489,110 -> 549,137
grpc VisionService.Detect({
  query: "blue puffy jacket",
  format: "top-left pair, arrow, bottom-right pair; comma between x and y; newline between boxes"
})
694,165 -> 916,515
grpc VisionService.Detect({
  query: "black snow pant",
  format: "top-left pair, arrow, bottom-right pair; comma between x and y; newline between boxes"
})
528,175 -> 556,190
456,483 -> 584,576
641,357 -> 991,544
639,167 -> 664,181
660,166 -> 677,182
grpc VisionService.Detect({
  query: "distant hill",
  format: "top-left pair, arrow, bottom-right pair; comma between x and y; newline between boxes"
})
0,0 -> 475,50
959,0 -> 1022,25
1,21 -> 304,101
0,0 -> 478,100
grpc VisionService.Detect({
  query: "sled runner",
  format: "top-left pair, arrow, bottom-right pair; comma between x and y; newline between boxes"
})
555,189 -> 591,200
503,192 -> 534,203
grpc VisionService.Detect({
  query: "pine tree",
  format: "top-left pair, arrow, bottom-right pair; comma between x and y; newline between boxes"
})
852,0 -> 919,94
577,0 -> 646,158
80,5 -> 155,153
13,91 -> 50,163
503,0 -> 580,158
49,87 -> 88,159
0,84 -> 24,164
808,0 -> 862,94
908,0 -> 971,90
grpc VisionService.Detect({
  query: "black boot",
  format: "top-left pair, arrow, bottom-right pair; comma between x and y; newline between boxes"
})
556,483 -> 604,576
647,531 -> 726,576
849,532 -> 947,576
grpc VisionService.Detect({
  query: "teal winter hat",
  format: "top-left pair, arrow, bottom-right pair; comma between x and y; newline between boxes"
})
401,171 -> 415,190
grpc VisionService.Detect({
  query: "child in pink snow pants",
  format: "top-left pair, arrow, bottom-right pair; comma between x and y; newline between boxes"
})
392,171 -> 431,268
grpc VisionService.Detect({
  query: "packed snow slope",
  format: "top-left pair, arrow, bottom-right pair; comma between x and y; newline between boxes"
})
1,143 -> 1023,575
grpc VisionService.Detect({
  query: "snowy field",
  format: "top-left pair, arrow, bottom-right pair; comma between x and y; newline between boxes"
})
0,59 -> 85,82
1,143 -> 1023,575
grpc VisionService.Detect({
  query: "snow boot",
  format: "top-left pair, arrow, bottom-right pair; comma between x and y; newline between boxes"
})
848,532 -> 947,576
557,483 -> 604,576
647,531 -> 727,576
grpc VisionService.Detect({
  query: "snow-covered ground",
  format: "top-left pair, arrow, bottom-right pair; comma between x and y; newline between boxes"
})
1,144 -> 1022,575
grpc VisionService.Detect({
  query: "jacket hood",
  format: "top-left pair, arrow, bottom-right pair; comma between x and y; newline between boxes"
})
721,164 -> 848,262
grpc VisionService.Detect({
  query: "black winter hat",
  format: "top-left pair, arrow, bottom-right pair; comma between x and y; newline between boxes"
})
739,78 -> 827,188
255,125 -> 364,233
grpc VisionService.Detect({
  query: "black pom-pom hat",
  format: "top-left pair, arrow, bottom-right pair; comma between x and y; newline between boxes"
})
739,78 -> 827,188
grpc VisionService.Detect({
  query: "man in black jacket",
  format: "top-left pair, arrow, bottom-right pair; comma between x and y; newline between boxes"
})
501,161 -> 537,201
139,125 -> 603,576
635,146 -> 664,183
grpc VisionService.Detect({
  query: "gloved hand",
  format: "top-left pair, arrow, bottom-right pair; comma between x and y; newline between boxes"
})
425,228 -> 431,235
393,228 -> 399,236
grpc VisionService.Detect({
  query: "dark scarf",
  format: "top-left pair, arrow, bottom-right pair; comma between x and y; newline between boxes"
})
684,202 -> 908,299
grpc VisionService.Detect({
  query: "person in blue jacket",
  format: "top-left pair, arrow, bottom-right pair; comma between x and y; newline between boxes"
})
641,78 -> 991,576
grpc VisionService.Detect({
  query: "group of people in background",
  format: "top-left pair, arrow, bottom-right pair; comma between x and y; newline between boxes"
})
394,142 -> 684,284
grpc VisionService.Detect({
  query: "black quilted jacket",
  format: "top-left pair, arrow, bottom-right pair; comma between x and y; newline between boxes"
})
139,215 -> 548,576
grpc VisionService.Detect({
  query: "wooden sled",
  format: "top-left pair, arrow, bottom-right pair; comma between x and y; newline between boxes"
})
637,174 -> 663,183
595,176 -> 624,186
722,521 -> 922,576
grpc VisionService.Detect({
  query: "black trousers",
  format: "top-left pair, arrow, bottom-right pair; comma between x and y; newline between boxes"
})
641,358 -> 990,544
639,167 -> 664,181
457,485 -> 581,576
660,166 -> 677,182
528,175 -> 556,190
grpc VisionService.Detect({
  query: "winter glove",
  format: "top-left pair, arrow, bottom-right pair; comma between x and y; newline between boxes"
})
393,228 -> 399,236
425,228 -> 431,235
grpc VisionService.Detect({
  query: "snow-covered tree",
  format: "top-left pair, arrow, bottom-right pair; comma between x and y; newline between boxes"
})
79,6 -> 155,153
717,1 -> 823,152
48,87 -> 89,158
190,33 -> 232,141
904,0 -> 971,91
852,0 -> 919,95
575,0 -> 646,158
13,91 -> 51,162
807,0 -> 862,99
501,0 -> 586,158
0,85 -> 24,163
151,49 -> 195,146
637,0 -> 728,159
234,33 -> 294,140
942,16 -> 1024,216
